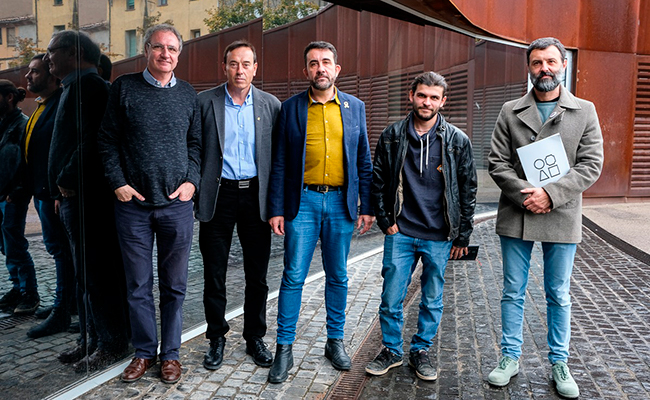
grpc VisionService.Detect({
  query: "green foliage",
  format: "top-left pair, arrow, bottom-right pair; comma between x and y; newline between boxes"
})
204,0 -> 320,33
263,0 -> 319,30
8,37 -> 41,68
204,0 -> 262,33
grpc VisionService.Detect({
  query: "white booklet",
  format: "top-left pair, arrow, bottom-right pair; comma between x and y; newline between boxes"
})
516,133 -> 570,187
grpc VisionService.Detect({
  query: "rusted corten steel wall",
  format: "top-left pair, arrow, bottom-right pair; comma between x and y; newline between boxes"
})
329,0 -> 650,198
449,0 -> 646,198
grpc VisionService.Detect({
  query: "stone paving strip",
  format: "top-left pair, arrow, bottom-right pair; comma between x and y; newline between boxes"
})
358,219 -> 650,399
5,211 -> 650,399
76,250 -> 385,400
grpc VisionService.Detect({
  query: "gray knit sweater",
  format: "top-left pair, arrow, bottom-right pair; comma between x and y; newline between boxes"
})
98,72 -> 201,207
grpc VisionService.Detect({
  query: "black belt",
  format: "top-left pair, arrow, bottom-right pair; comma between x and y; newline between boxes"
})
221,177 -> 256,189
304,184 -> 342,193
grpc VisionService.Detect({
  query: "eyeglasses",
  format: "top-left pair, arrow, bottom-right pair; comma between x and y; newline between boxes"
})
46,45 -> 69,55
147,43 -> 180,55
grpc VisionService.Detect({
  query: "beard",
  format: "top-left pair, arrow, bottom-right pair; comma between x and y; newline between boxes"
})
413,105 -> 439,122
310,73 -> 334,91
530,68 -> 565,92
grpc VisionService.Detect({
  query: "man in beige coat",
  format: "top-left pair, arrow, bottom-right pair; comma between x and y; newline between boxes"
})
487,37 -> 603,399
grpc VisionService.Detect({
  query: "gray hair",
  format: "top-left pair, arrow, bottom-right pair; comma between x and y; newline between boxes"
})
526,37 -> 566,64
51,30 -> 101,65
410,71 -> 448,96
143,24 -> 183,53
303,41 -> 338,66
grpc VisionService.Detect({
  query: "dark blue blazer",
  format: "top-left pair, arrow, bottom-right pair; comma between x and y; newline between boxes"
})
268,89 -> 373,221
23,87 -> 62,200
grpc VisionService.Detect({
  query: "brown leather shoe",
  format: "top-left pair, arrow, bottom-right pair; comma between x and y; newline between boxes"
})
121,357 -> 157,383
160,359 -> 182,384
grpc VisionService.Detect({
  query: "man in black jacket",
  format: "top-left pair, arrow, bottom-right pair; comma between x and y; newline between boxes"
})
41,30 -> 129,372
0,80 -> 37,316
21,54 -> 75,335
366,71 -> 477,381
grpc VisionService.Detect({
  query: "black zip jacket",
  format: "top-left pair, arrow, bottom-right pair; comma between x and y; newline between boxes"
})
371,112 -> 477,247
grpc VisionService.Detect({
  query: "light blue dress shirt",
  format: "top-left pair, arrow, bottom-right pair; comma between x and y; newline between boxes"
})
222,86 -> 257,180
143,68 -> 177,88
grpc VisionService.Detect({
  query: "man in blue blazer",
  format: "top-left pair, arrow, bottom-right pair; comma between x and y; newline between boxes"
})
23,54 -> 76,339
196,40 -> 281,371
267,41 -> 374,383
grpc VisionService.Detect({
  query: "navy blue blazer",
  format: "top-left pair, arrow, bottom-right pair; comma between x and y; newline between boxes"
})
268,88 -> 373,221
23,88 -> 62,200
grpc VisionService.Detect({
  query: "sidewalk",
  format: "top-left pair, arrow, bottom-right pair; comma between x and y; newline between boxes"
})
73,203 -> 650,400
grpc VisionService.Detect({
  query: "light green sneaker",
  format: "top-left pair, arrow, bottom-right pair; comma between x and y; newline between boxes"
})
487,356 -> 519,386
552,361 -> 580,399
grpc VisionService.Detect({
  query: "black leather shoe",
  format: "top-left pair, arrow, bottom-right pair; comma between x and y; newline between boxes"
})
246,337 -> 273,367
35,305 -> 54,319
58,343 -> 96,364
325,338 -> 351,370
26,307 -> 71,338
203,336 -> 226,370
73,348 -> 128,372
268,344 -> 293,383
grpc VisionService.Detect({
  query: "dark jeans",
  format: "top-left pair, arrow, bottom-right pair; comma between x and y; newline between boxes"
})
33,198 -> 74,310
114,199 -> 194,361
59,196 -> 128,352
0,199 -> 36,295
199,180 -> 271,342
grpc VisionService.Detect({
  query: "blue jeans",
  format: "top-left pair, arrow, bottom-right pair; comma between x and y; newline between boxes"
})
0,199 -> 36,294
379,232 -> 452,355
115,199 -> 194,360
33,198 -> 74,310
499,235 -> 576,364
276,188 -> 355,345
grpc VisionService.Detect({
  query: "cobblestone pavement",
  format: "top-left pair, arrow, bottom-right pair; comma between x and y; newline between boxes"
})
0,220 -> 384,400
359,219 -> 650,400
78,248 -> 385,400
5,202 -> 649,399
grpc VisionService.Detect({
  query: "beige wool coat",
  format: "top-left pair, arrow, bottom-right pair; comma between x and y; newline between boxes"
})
488,87 -> 604,244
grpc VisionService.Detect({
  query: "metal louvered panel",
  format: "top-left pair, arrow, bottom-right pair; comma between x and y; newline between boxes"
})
366,75 -> 389,156
261,82 -> 291,102
337,75 -> 359,97
471,82 -> 527,169
441,65 -> 469,133
631,56 -> 650,195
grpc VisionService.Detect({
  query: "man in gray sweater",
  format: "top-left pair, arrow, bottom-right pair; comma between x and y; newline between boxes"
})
98,24 -> 201,385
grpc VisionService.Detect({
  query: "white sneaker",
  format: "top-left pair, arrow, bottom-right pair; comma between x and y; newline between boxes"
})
552,361 -> 580,398
487,356 -> 519,386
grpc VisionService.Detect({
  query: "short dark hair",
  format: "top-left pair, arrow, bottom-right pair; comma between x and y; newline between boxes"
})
410,71 -> 448,97
143,24 -> 183,53
32,53 -> 46,62
98,54 -> 113,81
0,79 -> 27,106
51,30 -> 102,65
526,37 -> 566,64
303,41 -> 338,66
223,40 -> 257,64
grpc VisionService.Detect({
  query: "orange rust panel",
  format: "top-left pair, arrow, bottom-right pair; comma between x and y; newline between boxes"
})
577,0 -> 639,53
637,0 -> 650,54
577,50 -> 637,197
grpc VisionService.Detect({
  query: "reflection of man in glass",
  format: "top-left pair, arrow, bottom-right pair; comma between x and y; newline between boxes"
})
98,24 -> 201,385
42,30 -> 129,372
267,41 -> 374,383
487,37 -> 604,399
21,54 -> 75,335
196,40 -> 280,371
0,80 -> 37,316
366,71 -> 477,381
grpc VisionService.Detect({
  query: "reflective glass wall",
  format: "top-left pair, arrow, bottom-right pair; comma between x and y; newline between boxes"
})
0,2 -> 540,398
